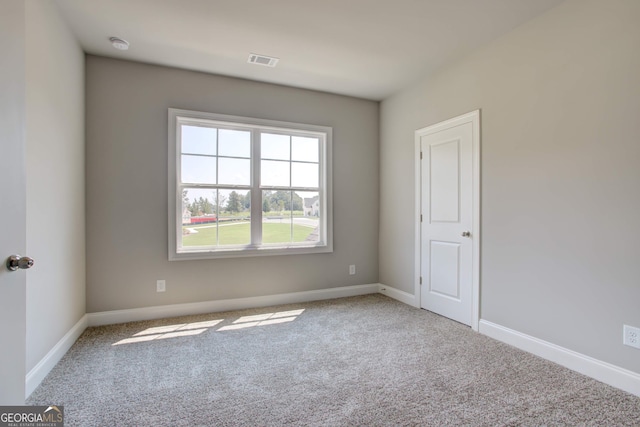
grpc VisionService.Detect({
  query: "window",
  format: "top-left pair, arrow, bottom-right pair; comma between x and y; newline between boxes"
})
168,109 -> 332,260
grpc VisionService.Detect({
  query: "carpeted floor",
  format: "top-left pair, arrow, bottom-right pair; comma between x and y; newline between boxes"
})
28,294 -> 640,426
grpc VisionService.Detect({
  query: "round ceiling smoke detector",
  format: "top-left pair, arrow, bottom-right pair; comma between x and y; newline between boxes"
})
109,37 -> 129,51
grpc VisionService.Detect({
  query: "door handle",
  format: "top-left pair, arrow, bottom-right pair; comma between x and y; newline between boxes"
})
6,255 -> 35,271
461,231 -> 471,238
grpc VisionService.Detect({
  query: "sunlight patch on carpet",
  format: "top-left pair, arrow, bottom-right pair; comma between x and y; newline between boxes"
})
112,309 -> 305,345
218,309 -> 305,331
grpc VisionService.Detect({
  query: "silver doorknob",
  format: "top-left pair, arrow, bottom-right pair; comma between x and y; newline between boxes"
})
6,255 -> 34,271
461,231 -> 471,238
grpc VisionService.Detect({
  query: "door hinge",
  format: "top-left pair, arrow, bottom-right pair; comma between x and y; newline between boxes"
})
419,276 -> 422,285
420,214 -> 423,222
420,151 -> 423,160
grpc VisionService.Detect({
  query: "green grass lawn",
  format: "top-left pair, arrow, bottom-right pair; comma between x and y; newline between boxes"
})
182,222 -> 316,246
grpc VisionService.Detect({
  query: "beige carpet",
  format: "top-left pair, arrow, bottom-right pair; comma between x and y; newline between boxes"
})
28,294 -> 640,426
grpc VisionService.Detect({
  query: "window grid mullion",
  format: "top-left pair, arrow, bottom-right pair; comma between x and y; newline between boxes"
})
215,128 -> 220,186
214,189 -> 220,246
215,129 -> 220,246
289,190 -> 294,243
289,137 -> 293,242
251,129 -> 262,246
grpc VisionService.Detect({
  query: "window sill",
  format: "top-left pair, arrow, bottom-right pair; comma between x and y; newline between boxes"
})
169,243 -> 333,261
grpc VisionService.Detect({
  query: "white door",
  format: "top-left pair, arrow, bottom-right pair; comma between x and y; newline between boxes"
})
0,1 -> 28,404
417,111 -> 480,328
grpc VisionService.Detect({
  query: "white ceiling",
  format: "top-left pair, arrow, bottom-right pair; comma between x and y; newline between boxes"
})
55,0 -> 564,101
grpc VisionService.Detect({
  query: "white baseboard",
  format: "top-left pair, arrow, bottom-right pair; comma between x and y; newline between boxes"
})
88,283 -> 381,327
25,314 -> 88,399
378,283 -> 418,307
479,320 -> 640,398
32,290 -> 638,401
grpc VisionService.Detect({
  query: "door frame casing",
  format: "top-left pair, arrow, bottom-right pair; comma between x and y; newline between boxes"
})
414,110 -> 481,331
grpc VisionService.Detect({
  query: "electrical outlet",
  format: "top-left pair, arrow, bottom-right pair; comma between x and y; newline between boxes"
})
623,325 -> 640,349
156,280 -> 166,293
349,265 -> 356,275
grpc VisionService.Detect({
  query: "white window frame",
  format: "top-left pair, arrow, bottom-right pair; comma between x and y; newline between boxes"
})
168,108 -> 333,260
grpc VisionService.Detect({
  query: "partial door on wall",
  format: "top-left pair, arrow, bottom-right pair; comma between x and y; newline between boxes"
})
416,110 -> 480,330
0,1 -> 28,404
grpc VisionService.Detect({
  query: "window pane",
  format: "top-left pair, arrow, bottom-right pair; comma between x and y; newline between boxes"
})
292,136 -> 319,162
217,189 -> 250,245
261,160 -> 290,187
218,157 -> 250,186
261,133 -> 290,160
291,162 -> 319,188
181,188 -> 219,248
297,191 -> 320,243
218,129 -> 250,158
182,125 -> 217,155
262,190 -> 292,244
181,155 -> 216,184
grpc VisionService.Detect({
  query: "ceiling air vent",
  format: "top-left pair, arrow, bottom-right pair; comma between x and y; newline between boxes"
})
248,53 -> 279,67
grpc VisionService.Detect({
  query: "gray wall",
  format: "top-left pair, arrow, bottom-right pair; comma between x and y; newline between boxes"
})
25,1 -> 86,373
380,0 -> 640,374
86,56 -> 379,313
